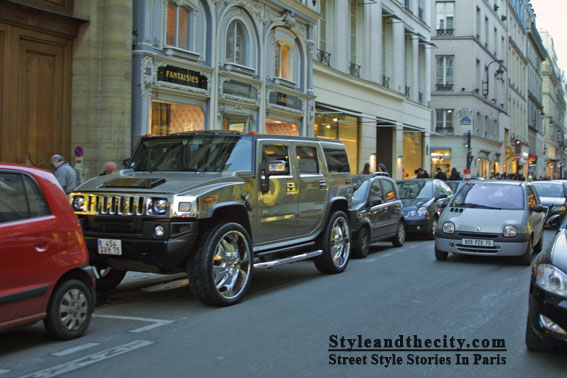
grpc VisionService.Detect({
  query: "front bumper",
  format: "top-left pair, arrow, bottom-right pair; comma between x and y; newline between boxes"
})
404,217 -> 434,234
434,231 -> 530,256
527,284 -> 567,348
82,218 -> 199,273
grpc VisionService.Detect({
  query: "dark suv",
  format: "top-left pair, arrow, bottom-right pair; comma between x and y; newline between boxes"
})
70,132 -> 353,306
351,174 -> 405,257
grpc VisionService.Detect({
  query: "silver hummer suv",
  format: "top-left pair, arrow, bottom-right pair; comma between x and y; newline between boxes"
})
69,131 -> 353,306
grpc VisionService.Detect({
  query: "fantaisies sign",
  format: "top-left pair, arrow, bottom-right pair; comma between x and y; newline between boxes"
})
157,65 -> 208,90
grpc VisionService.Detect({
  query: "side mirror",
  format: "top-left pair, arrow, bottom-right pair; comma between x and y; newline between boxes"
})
370,198 -> 383,206
547,214 -> 562,229
437,199 -> 449,208
530,205 -> 545,213
261,160 -> 287,194
437,192 -> 448,199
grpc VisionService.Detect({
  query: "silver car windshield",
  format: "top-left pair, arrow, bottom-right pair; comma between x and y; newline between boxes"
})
128,135 -> 253,173
452,183 -> 524,210
397,181 -> 433,199
532,183 -> 564,197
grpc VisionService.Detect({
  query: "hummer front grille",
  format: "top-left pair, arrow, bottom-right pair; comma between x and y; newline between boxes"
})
71,193 -> 152,216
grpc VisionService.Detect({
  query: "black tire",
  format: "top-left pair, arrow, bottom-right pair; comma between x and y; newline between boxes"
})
95,268 -> 127,293
518,238 -> 533,266
314,211 -> 351,274
188,222 -> 253,306
435,247 -> 448,261
525,318 -> 553,352
44,279 -> 94,340
534,234 -> 543,255
392,221 -> 406,247
427,217 -> 438,240
352,227 -> 370,258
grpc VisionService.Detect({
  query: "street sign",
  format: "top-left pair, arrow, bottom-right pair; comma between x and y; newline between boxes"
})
514,153 -> 521,160
74,146 -> 84,158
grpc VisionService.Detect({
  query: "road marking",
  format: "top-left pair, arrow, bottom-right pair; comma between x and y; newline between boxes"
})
93,314 -> 174,333
0,369 -> 11,375
19,340 -> 153,378
52,343 -> 100,356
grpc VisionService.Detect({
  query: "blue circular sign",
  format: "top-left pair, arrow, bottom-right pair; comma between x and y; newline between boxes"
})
74,146 -> 84,158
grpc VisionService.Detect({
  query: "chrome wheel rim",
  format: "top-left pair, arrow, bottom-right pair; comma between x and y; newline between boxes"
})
59,288 -> 88,331
330,216 -> 350,268
99,268 -> 112,279
212,230 -> 251,300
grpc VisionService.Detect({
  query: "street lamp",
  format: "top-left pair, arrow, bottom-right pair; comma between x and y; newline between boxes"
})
481,60 -> 504,98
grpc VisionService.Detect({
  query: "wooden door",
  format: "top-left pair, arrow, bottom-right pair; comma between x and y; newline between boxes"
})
0,25 -> 72,169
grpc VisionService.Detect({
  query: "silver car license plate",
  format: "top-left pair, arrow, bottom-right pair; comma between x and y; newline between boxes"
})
462,238 -> 493,247
98,239 -> 122,255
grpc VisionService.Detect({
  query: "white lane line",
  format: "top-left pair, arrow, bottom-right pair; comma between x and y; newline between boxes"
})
93,314 -> 174,333
52,343 -> 100,356
19,340 -> 154,378
0,369 -> 11,375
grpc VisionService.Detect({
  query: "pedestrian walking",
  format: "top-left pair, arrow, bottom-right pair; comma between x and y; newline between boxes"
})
377,162 -> 389,176
361,163 -> 370,174
434,167 -> 447,181
100,161 -> 117,176
449,168 -> 462,181
51,154 -> 77,193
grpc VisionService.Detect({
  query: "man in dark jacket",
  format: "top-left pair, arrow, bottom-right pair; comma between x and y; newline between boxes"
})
434,167 -> 447,181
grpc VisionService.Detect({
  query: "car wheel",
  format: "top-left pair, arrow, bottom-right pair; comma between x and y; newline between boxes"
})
95,268 -> 127,293
352,227 -> 370,258
518,238 -> 533,266
435,247 -> 448,261
533,234 -> 543,255
44,279 -> 94,340
525,318 -> 553,352
314,211 -> 351,274
427,217 -> 438,240
392,221 -> 406,247
188,222 -> 253,306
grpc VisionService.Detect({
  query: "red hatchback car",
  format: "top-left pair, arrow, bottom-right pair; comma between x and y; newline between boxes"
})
0,164 -> 96,340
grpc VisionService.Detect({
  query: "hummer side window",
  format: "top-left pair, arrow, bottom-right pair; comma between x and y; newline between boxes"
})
323,148 -> 350,173
296,146 -> 319,174
262,144 -> 290,175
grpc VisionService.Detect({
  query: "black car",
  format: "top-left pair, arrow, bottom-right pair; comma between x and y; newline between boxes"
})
395,178 -> 453,239
531,181 -> 567,223
525,215 -> 567,352
351,174 -> 405,258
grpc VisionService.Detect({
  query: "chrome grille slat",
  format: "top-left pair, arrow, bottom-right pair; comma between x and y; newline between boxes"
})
73,193 -> 154,216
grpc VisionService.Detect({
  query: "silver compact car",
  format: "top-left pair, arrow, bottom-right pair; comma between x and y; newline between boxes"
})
434,181 -> 546,265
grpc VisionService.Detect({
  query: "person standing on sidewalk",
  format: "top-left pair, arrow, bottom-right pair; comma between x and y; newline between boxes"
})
51,154 -> 77,193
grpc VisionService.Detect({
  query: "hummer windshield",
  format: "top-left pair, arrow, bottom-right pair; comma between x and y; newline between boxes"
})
128,134 -> 253,173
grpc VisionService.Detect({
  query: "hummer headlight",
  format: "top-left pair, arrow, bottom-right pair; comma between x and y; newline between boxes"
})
152,199 -> 168,215
173,195 -> 198,217
72,196 -> 85,211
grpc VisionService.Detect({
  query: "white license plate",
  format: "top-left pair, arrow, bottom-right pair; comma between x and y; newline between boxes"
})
462,238 -> 494,247
98,239 -> 122,255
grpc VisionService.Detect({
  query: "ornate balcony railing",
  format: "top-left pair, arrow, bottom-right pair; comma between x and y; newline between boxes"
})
419,92 -> 424,103
436,83 -> 454,91
382,75 -> 390,88
405,85 -> 411,97
418,7 -> 424,20
436,29 -> 454,36
435,127 -> 454,135
349,62 -> 361,77
317,49 -> 331,66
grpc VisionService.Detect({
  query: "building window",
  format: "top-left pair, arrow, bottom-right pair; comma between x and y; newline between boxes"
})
435,1 -> 454,35
151,101 -> 204,135
436,109 -> 454,133
319,0 -> 327,52
274,41 -> 292,80
166,2 -> 191,50
382,14 -> 393,87
436,56 -> 454,90
226,20 -> 247,66
315,108 -> 359,174
350,0 -> 357,65
265,119 -> 298,136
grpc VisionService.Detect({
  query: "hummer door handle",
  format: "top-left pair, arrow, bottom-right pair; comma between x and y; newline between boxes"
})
319,180 -> 327,189
287,182 -> 296,193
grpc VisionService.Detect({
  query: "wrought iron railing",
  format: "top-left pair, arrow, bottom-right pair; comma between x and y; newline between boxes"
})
436,29 -> 454,36
382,75 -> 390,88
436,83 -> 454,91
317,49 -> 331,66
349,62 -> 361,77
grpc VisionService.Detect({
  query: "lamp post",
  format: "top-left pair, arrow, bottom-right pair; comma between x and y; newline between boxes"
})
481,60 -> 504,98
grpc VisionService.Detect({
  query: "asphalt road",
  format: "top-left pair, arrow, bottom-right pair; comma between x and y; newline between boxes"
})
1,231 -> 566,378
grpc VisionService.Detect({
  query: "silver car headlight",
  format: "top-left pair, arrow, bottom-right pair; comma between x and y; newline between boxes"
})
442,222 -> 455,234
417,207 -> 428,217
71,195 -> 85,211
536,264 -> 567,298
172,195 -> 198,217
148,198 -> 168,215
503,225 -> 517,237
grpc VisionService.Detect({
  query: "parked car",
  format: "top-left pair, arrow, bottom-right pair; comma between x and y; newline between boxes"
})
525,215 -> 567,352
351,173 -> 405,257
0,164 -> 96,339
70,132 -> 353,306
531,181 -> 567,224
395,178 -> 453,239
434,181 -> 546,265
446,180 -> 466,195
